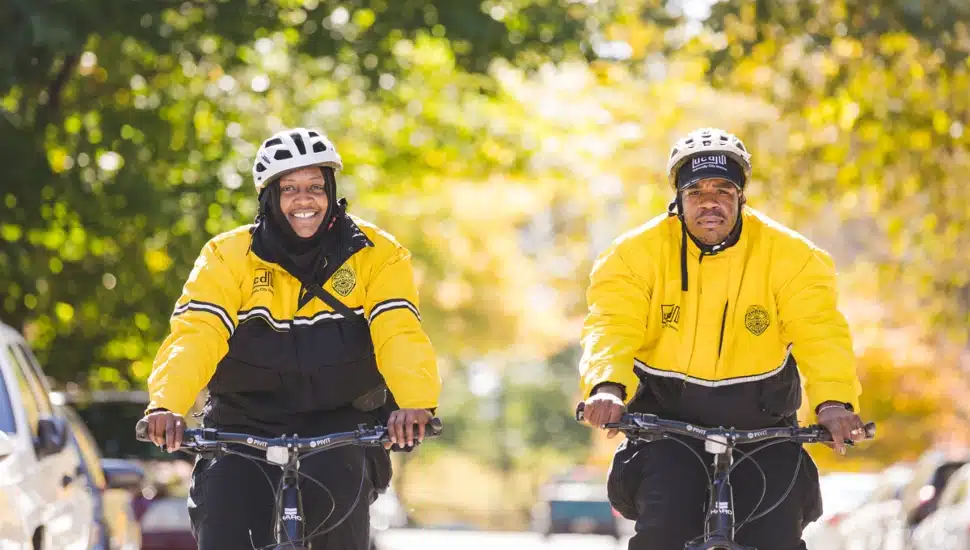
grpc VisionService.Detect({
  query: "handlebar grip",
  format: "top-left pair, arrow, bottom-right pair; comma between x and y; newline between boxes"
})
575,402 -> 586,422
428,417 -> 443,436
135,419 -> 150,442
864,421 -> 876,440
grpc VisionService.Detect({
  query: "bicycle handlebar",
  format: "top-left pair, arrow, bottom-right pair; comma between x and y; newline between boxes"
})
575,402 -> 875,446
135,417 -> 443,457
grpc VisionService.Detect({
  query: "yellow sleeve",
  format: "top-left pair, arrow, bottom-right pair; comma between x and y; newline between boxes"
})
365,245 -> 441,410
579,241 -> 650,404
146,239 -> 241,416
777,249 -> 862,413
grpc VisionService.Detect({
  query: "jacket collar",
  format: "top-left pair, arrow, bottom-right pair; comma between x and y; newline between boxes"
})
249,214 -> 374,275
684,211 -> 747,259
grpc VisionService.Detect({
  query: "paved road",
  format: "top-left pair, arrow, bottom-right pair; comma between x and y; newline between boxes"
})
375,528 -> 632,550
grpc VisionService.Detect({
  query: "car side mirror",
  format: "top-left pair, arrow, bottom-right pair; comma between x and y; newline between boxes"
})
36,416 -> 68,458
102,459 -> 146,491
0,431 -> 14,459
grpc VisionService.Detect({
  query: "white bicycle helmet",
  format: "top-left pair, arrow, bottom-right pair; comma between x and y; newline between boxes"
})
252,128 -> 342,192
666,128 -> 751,190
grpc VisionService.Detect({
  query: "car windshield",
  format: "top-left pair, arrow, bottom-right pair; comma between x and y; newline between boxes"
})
72,400 -> 185,462
0,368 -> 16,434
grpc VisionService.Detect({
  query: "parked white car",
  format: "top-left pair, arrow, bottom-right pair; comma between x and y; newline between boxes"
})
803,471 -> 881,550
912,462 -> 970,550
0,320 -> 97,549
837,464 -> 913,550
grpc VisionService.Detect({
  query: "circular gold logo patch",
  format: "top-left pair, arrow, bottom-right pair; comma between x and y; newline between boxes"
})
331,266 -> 356,297
744,305 -> 770,336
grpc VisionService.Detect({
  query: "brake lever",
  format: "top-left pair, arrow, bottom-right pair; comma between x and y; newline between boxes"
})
809,421 -> 876,446
607,424 -> 661,443
365,426 -> 424,452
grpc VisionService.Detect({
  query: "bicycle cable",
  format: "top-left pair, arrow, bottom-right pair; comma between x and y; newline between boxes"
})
206,443 -> 366,550
287,454 -> 368,545
198,447 -> 294,550
691,438 -> 805,543
253,451 -> 367,549
687,437 -> 769,546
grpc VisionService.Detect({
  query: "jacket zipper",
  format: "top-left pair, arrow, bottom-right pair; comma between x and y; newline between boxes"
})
717,301 -> 728,359
684,252 -> 707,386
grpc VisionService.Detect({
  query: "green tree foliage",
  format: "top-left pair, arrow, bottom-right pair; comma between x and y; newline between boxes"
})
0,0 -> 623,384
3,1 -> 969,507
691,0 -> 970,336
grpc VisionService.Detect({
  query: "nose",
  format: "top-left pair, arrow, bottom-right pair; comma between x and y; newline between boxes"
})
291,189 -> 318,204
697,192 -> 721,208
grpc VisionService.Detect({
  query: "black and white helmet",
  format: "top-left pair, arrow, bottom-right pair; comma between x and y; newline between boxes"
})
252,128 -> 342,192
666,128 -> 751,190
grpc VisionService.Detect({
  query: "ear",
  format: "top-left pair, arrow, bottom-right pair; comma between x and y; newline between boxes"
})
739,191 -> 747,207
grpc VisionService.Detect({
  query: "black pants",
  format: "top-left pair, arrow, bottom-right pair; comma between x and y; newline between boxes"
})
188,443 -> 376,550
607,437 -> 823,550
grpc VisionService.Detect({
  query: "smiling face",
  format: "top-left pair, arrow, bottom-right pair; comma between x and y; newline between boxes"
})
277,167 -> 330,238
681,178 -> 742,245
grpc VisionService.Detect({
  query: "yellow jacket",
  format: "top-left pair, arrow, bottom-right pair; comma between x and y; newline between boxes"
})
580,208 -> 861,428
147,215 -> 441,423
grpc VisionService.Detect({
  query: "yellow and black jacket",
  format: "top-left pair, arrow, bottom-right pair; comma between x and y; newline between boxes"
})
579,208 -> 861,429
147,214 -> 441,431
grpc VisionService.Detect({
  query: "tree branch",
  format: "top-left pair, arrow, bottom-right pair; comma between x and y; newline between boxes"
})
46,53 -> 78,114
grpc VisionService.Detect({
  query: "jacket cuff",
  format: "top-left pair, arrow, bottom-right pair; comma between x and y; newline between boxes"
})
807,382 -> 860,416
590,382 -> 628,402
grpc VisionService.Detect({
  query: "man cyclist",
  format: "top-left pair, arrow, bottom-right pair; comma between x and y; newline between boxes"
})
140,127 -> 441,549
579,128 -> 865,550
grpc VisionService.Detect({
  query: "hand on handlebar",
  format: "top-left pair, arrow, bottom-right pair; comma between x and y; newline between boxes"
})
384,408 -> 434,449
141,410 -> 186,452
817,403 -> 867,456
582,386 -> 627,439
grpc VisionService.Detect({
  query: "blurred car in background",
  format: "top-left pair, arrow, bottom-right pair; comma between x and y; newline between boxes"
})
0,320 -> 96,549
371,486 -> 410,532
894,450 -> 970,548
57,401 -> 143,549
803,471 -> 881,550
911,462 -> 970,550
837,463 -> 914,550
370,486 -> 410,550
532,467 -> 621,540
53,389 -> 196,550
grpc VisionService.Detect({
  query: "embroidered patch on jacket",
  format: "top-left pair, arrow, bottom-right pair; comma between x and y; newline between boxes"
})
661,304 -> 681,330
253,268 -> 274,295
744,305 -> 770,336
331,266 -> 356,297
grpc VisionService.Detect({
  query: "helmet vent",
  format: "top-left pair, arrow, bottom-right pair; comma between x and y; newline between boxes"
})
290,132 -> 307,155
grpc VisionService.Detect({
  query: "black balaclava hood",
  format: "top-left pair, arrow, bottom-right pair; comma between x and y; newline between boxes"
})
252,166 -> 342,282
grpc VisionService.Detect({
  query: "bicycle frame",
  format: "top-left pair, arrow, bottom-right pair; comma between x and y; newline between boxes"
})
685,434 -> 754,550
276,463 -> 308,550
575,404 -> 874,550
136,419 -> 442,550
